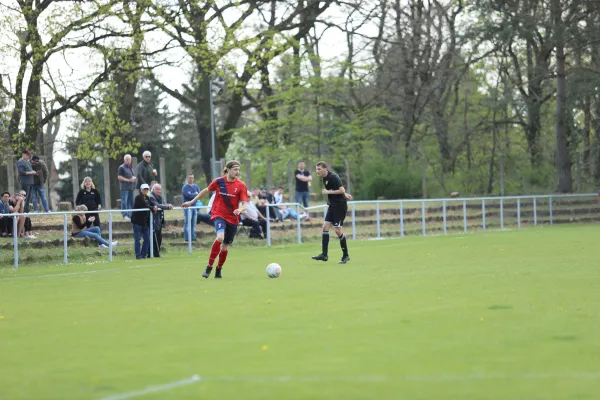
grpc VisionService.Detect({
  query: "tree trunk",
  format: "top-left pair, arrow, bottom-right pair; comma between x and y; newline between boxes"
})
553,0 -> 572,193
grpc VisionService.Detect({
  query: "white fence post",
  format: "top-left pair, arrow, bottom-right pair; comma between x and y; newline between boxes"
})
376,201 -> 381,239
482,199 -> 486,231
13,215 -> 18,269
400,201 -> 404,237
108,212 -> 113,261
296,204 -> 301,244
149,212 -> 154,258
533,197 -> 537,226
442,200 -> 447,234
63,214 -> 68,264
421,201 -> 426,236
187,209 -> 192,254
463,200 -> 467,233
549,197 -> 553,224
266,206 -> 271,247
500,198 -> 504,229
351,203 -> 356,240
517,198 -> 521,228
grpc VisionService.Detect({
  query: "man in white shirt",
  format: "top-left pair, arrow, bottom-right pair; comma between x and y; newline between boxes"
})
275,186 -> 306,221
241,191 -> 268,238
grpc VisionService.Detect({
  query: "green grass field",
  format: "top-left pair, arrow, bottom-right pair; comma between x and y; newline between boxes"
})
1,225 -> 599,399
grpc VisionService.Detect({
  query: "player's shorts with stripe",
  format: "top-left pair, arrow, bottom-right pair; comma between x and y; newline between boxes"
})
214,217 -> 238,244
325,203 -> 348,227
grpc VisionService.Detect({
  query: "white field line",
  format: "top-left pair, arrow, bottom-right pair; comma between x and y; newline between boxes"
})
0,262 -> 163,282
98,375 -> 201,400
97,371 -> 600,399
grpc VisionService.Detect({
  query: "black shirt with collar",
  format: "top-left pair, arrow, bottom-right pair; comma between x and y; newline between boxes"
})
322,171 -> 346,205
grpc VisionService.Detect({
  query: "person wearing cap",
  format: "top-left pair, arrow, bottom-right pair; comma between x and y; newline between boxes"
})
131,183 -> 157,259
16,148 -> 37,213
30,155 -> 50,212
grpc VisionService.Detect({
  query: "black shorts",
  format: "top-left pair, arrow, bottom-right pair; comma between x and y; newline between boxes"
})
325,203 -> 348,227
214,217 -> 238,244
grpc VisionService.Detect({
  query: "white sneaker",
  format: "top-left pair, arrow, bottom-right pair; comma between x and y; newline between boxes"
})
111,241 -> 118,247
26,235 -> 36,239
99,244 -> 109,248
123,216 -> 131,222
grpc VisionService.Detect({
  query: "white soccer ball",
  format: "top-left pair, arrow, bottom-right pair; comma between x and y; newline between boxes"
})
266,263 -> 281,278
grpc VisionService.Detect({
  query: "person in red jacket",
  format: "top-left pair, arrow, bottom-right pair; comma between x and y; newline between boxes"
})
182,160 -> 248,279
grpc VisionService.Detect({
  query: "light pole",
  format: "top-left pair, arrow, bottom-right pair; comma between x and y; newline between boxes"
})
209,78 -> 225,180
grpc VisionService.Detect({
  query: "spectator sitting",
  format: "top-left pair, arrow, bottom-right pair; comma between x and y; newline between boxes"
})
10,192 -> 27,238
18,190 -> 37,238
265,187 -> 283,222
0,192 -> 14,237
148,183 -> 173,258
241,191 -> 268,239
72,205 -> 117,248
274,187 -> 306,221
76,177 -> 102,227
197,193 -> 215,227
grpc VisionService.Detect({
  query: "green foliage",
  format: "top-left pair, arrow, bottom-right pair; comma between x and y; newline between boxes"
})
354,155 -> 422,200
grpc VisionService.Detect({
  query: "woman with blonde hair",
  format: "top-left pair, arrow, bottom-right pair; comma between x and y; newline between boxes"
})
72,205 -> 116,248
75,176 -> 102,227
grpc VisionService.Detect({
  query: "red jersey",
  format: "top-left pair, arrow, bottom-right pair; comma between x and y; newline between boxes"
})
207,177 -> 248,225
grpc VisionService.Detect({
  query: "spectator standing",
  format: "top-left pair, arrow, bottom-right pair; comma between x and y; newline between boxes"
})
294,161 -> 312,221
131,183 -> 157,259
117,154 -> 136,221
30,155 -> 50,212
16,148 -> 36,213
148,183 -> 173,257
136,151 -> 156,189
182,173 -> 200,242
76,177 -> 102,227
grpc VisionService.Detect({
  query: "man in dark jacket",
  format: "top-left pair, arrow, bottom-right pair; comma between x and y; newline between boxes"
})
148,183 -> 173,257
136,150 -> 156,189
131,183 -> 157,259
16,148 -> 36,213
31,155 -> 50,212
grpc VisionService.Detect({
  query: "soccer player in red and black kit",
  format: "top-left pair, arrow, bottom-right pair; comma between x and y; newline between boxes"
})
182,160 -> 248,279
312,161 -> 353,264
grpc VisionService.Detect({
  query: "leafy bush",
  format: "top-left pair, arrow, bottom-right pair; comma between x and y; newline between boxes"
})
354,156 -> 422,200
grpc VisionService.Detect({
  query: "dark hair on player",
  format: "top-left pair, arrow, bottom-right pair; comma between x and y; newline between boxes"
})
316,161 -> 328,169
223,160 -> 241,175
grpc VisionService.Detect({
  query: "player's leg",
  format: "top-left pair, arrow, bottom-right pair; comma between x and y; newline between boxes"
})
214,222 -> 237,278
312,216 -> 332,261
333,204 -> 349,263
204,218 -> 226,278
334,226 -> 350,264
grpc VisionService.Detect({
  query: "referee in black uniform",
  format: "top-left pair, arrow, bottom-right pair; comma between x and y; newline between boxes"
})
312,161 -> 352,264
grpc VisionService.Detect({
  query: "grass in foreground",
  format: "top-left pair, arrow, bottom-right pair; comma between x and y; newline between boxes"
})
0,225 -> 599,400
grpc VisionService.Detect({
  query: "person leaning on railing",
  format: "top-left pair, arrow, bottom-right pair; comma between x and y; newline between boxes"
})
71,205 -> 117,249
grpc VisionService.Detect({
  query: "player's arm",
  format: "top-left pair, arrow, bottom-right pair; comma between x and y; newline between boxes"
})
234,201 -> 248,216
323,185 -> 345,195
182,187 -> 210,207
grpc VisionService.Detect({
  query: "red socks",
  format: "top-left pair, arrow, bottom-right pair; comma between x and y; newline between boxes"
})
217,249 -> 228,269
208,240 -> 221,266
208,240 -> 229,269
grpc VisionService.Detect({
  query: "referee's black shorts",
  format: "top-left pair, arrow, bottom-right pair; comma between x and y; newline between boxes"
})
325,203 -> 348,227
